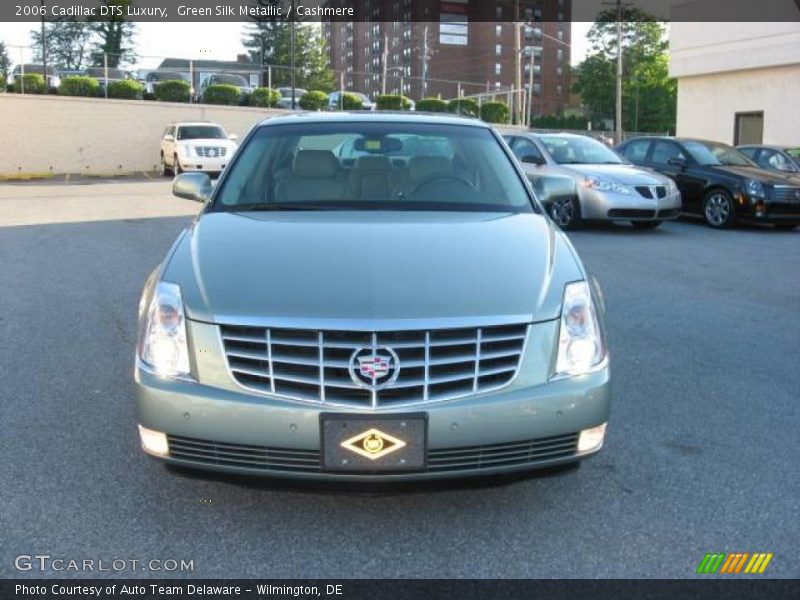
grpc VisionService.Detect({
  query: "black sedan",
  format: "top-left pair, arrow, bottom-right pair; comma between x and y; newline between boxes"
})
616,137 -> 800,229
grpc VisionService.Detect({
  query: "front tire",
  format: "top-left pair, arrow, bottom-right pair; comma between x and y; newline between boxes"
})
631,220 -> 662,230
173,154 -> 183,175
703,189 -> 736,229
548,196 -> 582,230
160,153 -> 172,177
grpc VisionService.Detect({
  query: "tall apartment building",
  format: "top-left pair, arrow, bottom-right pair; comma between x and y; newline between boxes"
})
323,0 -> 571,117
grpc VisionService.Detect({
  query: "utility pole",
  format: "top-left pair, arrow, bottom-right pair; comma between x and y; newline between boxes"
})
514,2 -> 522,124
290,0 -> 296,109
381,29 -> 388,95
422,24 -> 429,98
527,48 -> 535,126
40,0 -> 47,94
615,0 -> 624,143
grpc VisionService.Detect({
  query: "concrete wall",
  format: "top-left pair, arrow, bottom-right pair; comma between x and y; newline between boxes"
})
674,64 -> 800,145
0,94 -> 286,177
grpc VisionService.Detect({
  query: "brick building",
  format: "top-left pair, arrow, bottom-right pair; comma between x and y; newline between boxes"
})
324,0 -> 571,117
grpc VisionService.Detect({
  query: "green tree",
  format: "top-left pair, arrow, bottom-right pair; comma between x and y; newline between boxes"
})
31,21 -> 93,70
571,8 -> 676,133
242,20 -> 334,92
0,41 -> 11,77
89,1 -> 137,67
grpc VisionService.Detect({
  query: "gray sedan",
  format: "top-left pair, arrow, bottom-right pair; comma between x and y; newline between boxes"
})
134,113 -> 610,482
503,132 -> 681,229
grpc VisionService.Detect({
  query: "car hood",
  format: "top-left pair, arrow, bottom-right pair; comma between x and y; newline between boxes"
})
711,165 -> 800,185
559,163 -> 669,185
179,138 -> 234,146
163,211 -> 584,328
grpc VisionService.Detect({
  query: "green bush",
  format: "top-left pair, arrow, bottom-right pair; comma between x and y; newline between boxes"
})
341,92 -> 363,110
249,87 -> 281,108
154,80 -> 191,103
298,90 -> 328,111
12,73 -> 46,94
415,97 -> 448,113
0,74 -> 5,91
202,84 -> 241,105
59,76 -> 100,97
375,94 -> 412,111
480,101 -> 510,124
107,79 -> 143,99
447,97 -> 480,117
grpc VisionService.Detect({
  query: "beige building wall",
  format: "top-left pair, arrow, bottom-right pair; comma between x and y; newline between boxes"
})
669,19 -> 800,145
0,94 -> 286,177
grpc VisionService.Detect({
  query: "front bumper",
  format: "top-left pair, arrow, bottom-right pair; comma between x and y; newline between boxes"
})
735,193 -> 800,223
579,187 -> 682,221
135,363 -> 611,482
176,155 -> 227,175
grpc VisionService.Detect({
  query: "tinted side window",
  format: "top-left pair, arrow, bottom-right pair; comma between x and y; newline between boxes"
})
623,140 -> 650,162
512,138 -> 544,162
738,147 -> 757,159
651,141 -> 686,165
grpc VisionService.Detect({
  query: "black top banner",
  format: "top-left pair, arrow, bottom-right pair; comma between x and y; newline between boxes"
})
4,0 -> 800,23
3,579 -> 800,600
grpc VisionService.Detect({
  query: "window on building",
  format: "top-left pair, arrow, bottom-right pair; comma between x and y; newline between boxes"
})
557,49 -> 564,61
495,63 -> 502,75
495,24 -> 502,37
734,111 -> 764,145
496,6 -> 503,18
496,44 -> 502,56
557,30 -> 564,41
557,85 -> 563,96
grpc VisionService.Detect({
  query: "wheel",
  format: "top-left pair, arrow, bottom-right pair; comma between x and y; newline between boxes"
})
631,220 -> 662,230
773,223 -> 798,231
548,196 -> 582,230
160,152 -> 172,177
703,189 -> 736,229
173,154 -> 183,175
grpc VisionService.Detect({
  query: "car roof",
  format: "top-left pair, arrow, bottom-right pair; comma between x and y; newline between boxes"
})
256,112 -> 488,128
172,121 -> 222,127
737,144 -> 793,150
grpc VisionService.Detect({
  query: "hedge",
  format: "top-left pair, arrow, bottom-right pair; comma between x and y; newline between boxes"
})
415,97 -> 448,112
108,79 -> 143,99
0,74 -> 5,91
375,94 -> 412,111
59,76 -> 100,97
12,73 -> 46,94
447,97 -> 480,117
341,92 -> 363,110
154,80 -> 191,103
249,87 -> 281,107
480,101 -> 510,124
202,84 -> 241,105
299,90 -> 328,111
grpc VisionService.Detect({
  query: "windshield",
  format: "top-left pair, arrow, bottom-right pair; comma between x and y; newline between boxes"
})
537,135 -> 624,165
213,122 -> 535,213
684,141 -> 755,166
148,72 -> 186,81
177,126 -> 227,140
211,74 -> 247,86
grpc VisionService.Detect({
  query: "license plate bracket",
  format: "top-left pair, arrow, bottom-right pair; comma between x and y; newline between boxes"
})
320,413 -> 427,472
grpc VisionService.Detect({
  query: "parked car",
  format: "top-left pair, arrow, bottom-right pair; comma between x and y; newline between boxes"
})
83,67 -> 132,94
197,73 -> 254,102
503,132 -> 681,229
617,137 -> 800,229
159,122 -> 238,177
142,71 -> 191,95
135,113 -> 611,481
275,87 -> 308,109
7,64 -> 60,89
737,145 -> 800,174
328,91 -> 376,111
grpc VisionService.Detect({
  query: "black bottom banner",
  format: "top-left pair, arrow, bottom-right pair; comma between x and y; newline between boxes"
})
2,579 -> 799,600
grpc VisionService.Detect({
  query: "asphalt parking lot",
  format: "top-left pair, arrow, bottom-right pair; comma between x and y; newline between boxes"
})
1,180 -> 797,579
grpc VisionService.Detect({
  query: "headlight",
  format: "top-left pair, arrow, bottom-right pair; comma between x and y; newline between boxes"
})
178,144 -> 193,157
745,179 -> 766,198
666,178 -> 678,193
138,281 -> 191,378
584,177 -> 631,195
554,281 -> 607,378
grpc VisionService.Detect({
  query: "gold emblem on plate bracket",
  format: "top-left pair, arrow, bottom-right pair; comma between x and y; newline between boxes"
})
340,428 -> 407,460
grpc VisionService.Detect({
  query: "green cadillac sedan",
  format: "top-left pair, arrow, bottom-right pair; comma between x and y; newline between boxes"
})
135,113 -> 611,481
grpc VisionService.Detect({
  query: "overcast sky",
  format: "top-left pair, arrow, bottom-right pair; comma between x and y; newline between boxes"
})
0,21 -> 592,69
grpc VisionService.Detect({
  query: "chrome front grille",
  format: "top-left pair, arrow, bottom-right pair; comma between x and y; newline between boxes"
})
220,323 -> 529,408
773,186 -> 800,202
194,146 -> 226,158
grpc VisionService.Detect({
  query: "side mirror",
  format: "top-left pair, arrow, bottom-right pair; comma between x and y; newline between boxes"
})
521,153 -> 546,166
163,134 -> 175,142
668,158 -> 687,169
173,172 -> 213,203
228,134 -> 238,142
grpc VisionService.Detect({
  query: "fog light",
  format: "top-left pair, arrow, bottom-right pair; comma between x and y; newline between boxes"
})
138,424 -> 169,457
755,202 -> 766,218
577,423 -> 607,454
